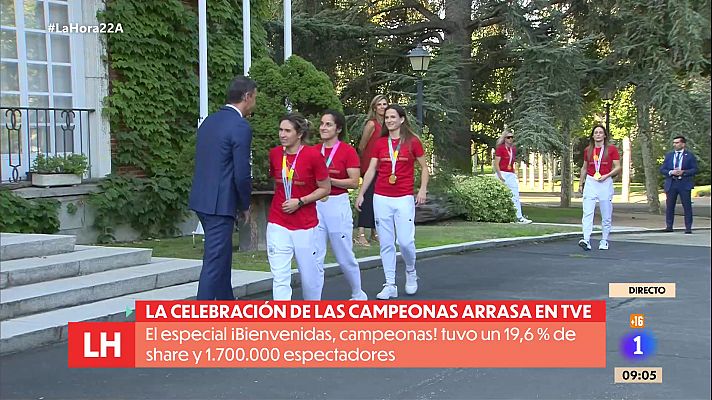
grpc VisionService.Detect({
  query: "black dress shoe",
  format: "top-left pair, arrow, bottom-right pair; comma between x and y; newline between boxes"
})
684,230 -> 692,234
663,227 -> 674,232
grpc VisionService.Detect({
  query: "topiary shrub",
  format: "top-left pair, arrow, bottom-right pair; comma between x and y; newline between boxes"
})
249,55 -> 342,189
0,189 -> 60,233
444,175 -> 517,223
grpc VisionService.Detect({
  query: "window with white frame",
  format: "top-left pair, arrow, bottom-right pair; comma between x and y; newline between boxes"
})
1,0 -> 85,181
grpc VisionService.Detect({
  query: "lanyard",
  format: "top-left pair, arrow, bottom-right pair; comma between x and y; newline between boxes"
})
281,145 -> 303,199
388,138 -> 402,176
321,141 -> 340,168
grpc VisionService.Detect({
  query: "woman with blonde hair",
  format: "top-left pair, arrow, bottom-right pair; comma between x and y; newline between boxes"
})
356,104 -> 429,300
493,129 -> 531,224
355,94 -> 389,246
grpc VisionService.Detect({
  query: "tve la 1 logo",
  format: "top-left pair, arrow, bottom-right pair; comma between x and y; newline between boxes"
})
68,322 -> 135,368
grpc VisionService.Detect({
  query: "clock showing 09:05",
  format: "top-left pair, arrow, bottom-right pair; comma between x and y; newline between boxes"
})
619,330 -> 656,361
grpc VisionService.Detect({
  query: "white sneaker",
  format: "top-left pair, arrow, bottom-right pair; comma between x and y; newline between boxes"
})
517,217 -> 532,224
405,270 -> 418,295
349,290 -> 368,301
598,240 -> 609,250
578,239 -> 591,251
376,284 -> 398,300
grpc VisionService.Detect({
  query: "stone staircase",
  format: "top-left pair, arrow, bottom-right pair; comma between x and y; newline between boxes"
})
0,233 -> 272,355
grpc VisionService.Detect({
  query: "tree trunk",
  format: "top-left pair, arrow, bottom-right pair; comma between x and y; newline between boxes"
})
634,86 -> 661,213
443,0 -> 473,173
560,124 -> 572,208
547,153 -> 555,192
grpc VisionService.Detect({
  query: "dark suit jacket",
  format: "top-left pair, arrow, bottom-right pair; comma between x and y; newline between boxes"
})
659,150 -> 697,192
189,106 -> 252,217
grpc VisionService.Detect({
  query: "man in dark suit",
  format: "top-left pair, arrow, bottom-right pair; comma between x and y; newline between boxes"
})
659,135 -> 698,234
189,76 -> 257,300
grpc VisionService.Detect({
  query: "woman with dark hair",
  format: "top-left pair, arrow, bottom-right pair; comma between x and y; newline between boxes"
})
314,110 -> 367,300
355,95 -> 389,246
577,124 -> 621,251
493,129 -> 531,224
356,104 -> 429,300
267,114 -> 331,300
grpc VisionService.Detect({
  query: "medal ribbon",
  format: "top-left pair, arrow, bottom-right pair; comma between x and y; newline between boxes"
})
282,145 -> 303,199
388,138 -> 402,177
321,141 -> 341,168
506,145 -> 514,169
593,146 -> 604,176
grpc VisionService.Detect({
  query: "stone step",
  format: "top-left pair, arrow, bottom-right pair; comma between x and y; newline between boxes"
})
0,233 -> 76,261
0,258 -> 202,320
0,246 -> 153,289
0,269 -> 273,354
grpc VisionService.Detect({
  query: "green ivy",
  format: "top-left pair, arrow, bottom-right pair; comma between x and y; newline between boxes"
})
93,0 -> 269,240
88,173 -> 192,243
0,189 -> 60,234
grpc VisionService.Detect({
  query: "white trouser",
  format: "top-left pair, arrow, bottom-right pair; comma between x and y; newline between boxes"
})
266,223 -> 323,300
582,175 -> 614,241
499,171 -> 523,219
373,194 -> 416,285
315,193 -> 363,297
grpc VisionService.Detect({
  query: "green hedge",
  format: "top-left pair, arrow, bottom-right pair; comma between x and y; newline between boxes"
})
0,189 -> 60,234
441,175 -> 517,223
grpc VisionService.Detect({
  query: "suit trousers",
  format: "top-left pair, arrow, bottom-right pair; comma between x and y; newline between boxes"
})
665,181 -> 693,230
315,193 -> 363,297
267,223 -> 322,300
582,176 -> 614,242
196,212 -> 236,300
373,194 -> 416,285
357,173 -> 377,229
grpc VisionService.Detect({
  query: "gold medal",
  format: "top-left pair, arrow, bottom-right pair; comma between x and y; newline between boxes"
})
594,172 -> 602,180
388,175 -> 397,184
320,196 -> 329,202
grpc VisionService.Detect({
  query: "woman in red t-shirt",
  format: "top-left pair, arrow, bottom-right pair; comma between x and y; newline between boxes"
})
356,104 -> 429,300
355,94 -> 389,247
314,110 -> 367,300
577,124 -> 621,251
267,114 -> 331,300
493,129 -> 531,224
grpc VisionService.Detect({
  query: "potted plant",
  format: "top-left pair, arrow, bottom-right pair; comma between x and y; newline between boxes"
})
31,153 -> 89,187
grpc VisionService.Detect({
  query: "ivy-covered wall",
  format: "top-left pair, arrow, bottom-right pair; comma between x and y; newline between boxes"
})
92,0 -> 269,242
91,0 -> 342,242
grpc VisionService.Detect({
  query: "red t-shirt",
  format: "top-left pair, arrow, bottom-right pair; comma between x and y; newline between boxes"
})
268,145 -> 329,230
315,142 -> 360,196
495,144 -> 517,173
584,144 -> 620,176
372,136 -> 425,197
360,119 -> 382,176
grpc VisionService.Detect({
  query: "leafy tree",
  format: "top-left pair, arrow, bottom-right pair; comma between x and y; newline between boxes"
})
249,56 -> 342,189
596,0 -> 710,212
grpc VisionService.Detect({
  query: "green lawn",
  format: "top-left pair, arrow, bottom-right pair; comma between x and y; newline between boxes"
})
693,185 -> 710,197
522,205 -> 582,224
113,220 -> 577,272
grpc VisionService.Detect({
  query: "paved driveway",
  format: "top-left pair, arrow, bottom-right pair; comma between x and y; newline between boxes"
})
1,231 -> 709,400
